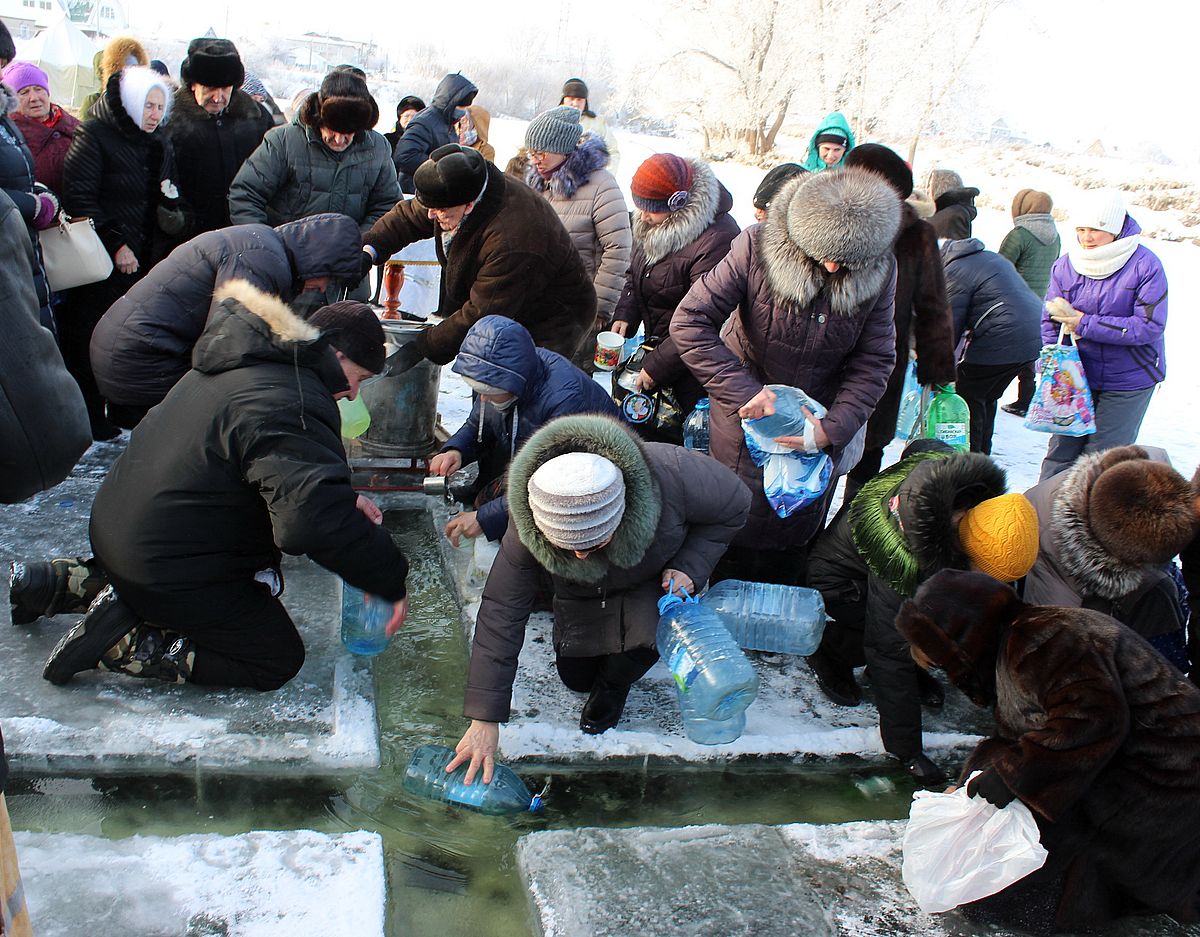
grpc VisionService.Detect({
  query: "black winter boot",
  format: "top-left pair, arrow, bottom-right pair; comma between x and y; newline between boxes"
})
916,667 -> 946,709
579,680 -> 632,735
9,557 -> 104,624
806,648 -> 862,706
901,752 -> 947,788
43,585 -> 140,684
101,624 -> 195,684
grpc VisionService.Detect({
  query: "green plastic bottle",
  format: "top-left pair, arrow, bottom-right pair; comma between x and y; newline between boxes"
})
338,395 -> 371,439
925,384 -> 969,452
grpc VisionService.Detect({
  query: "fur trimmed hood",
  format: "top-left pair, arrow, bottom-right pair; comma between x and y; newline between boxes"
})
507,414 -> 662,583
758,167 -> 900,316
0,83 -> 17,116
633,157 -> 725,265
99,36 -> 148,86
524,132 -> 609,200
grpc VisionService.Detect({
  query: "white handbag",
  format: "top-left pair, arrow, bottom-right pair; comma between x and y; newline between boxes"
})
38,213 -> 114,291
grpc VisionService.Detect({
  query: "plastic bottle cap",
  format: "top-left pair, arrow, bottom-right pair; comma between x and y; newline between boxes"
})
529,794 -> 544,812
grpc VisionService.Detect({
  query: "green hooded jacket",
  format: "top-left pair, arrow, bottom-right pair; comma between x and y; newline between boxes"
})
802,111 -> 856,172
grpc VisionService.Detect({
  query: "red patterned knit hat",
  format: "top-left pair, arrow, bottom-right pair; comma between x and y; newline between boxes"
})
631,154 -> 694,213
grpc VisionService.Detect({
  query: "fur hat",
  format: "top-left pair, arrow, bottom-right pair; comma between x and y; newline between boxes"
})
2,61 -> 49,94
414,143 -> 488,209
308,301 -> 385,374
1088,450 -> 1197,564
180,38 -> 245,89
561,78 -> 588,99
958,493 -> 1039,583
925,169 -> 963,203
632,154 -> 695,213
753,163 -> 807,211
396,94 -> 424,117
0,21 -> 15,65
301,69 -> 378,135
1012,188 -> 1052,219
1072,190 -> 1126,236
783,166 -> 900,266
525,105 -> 583,155
844,143 -> 913,199
527,452 -> 626,550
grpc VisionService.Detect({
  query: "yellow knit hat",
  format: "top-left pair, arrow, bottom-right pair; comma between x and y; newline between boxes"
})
957,493 -> 1039,583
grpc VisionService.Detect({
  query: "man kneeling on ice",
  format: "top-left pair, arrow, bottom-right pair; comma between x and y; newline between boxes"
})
9,286 -> 410,690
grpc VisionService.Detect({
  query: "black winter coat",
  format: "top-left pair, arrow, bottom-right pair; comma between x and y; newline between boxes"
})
392,73 -> 477,193
0,190 -> 90,503
165,86 -> 271,234
91,213 -> 366,409
941,238 -> 1042,366
89,279 -> 409,628
0,83 -> 53,326
612,158 -> 739,411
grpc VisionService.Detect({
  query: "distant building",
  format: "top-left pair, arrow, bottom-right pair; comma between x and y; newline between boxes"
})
284,32 -> 371,70
64,0 -> 128,38
0,0 -> 67,41
1085,139 -> 1107,158
990,118 -> 1030,146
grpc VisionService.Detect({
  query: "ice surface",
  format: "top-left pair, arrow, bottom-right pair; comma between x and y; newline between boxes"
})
519,821 -> 1200,937
14,828 -> 385,937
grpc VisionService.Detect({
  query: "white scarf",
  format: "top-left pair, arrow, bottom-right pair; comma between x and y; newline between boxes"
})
1068,233 -> 1139,280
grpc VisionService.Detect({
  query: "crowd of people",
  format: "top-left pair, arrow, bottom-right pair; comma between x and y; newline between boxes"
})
1,19 -> 1197,935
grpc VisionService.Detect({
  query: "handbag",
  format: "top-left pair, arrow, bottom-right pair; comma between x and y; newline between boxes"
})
37,213 -> 113,291
1024,325 -> 1096,437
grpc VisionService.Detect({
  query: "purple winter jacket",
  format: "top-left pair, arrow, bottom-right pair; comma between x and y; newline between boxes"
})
1042,215 -> 1168,391
671,226 -> 897,549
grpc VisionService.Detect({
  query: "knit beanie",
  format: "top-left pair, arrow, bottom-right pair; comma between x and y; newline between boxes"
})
561,78 -> 588,100
2,61 -> 49,94
0,21 -> 15,65
1011,188 -> 1052,219
118,66 -> 173,128
180,38 -> 244,89
958,493 -> 1039,583
753,163 -> 807,211
1088,455 -> 1197,565
1072,190 -> 1126,236
925,169 -> 963,203
308,301 -> 385,374
814,131 -> 848,148
396,94 -> 425,117
241,71 -> 268,98
461,375 -> 508,396
525,105 -> 583,155
527,452 -> 626,551
844,143 -> 914,199
313,68 -> 377,134
631,154 -> 694,213
414,143 -> 488,209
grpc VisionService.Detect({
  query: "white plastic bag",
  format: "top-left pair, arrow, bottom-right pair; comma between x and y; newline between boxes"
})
901,771 -> 1049,914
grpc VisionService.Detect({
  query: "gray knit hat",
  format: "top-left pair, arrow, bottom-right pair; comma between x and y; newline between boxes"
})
525,105 -> 583,155
528,453 -> 626,550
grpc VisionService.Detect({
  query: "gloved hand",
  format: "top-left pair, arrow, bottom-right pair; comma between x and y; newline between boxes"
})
382,341 -> 425,377
32,190 -> 60,230
966,768 -> 1016,808
360,249 -> 377,281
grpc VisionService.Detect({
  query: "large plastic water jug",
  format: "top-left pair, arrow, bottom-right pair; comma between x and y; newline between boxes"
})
341,582 -> 392,656
678,688 -> 746,745
925,384 -> 970,452
700,580 -> 827,656
402,744 -> 544,815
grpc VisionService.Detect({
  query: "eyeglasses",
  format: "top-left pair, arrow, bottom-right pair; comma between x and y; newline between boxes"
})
527,150 -> 551,161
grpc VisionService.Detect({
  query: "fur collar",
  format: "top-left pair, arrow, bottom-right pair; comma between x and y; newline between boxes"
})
525,132 -> 609,199
0,83 -> 17,116
632,158 -> 721,265
213,280 -> 319,343
507,415 -> 662,583
171,84 -> 263,126
1051,451 -> 1145,600
757,168 -> 898,317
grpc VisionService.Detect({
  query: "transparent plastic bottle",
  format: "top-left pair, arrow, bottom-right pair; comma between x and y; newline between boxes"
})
895,380 -> 922,441
700,580 -> 827,656
925,384 -> 970,452
402,744 -> 544,815
340,582 -> 392,656
678,687 -> 746,745
682,398 -> 711,454
655,592 -> 759,721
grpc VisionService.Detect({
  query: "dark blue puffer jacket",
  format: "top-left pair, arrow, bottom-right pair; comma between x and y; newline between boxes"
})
941,238 -> 1042,367
443,315 -> 618,540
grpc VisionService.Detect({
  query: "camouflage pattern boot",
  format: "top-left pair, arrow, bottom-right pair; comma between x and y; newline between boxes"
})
100,623 -> 195,684
9,557 -> 107,625
43,585 -> 140,684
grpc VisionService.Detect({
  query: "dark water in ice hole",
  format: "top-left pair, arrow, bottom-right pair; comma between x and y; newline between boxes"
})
6,510 -> 920,937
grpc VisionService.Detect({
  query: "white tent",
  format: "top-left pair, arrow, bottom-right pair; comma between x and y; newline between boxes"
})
15,14 -> 99,112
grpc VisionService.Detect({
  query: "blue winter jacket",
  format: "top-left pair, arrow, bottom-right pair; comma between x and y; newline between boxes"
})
941,238 -> 1042,366
443,315 -> 619,540
1041,214 -> 1168,391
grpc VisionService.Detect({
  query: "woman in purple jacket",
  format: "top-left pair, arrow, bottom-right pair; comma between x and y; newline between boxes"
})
1040,191 -> 1167,480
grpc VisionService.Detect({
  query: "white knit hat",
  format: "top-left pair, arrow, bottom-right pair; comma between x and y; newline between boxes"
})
527,453 -> 626,550
462,375 -> 508,396
1072,190 -> 1126,237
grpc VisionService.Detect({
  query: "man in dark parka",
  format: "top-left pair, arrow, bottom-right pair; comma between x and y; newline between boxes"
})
392,72 -> 476,194
900,569 -> 1200,934
363,144 -> 595,366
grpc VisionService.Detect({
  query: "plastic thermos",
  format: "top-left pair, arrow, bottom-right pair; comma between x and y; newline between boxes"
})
700,580 -> 827,656
402,744 -> 544,814
340,582 -> 392,656
678,688 -> 746,745
925,384 -> 970,452
683,398 -> 711,454
655,590 -> 759,721
338,395 -> 371,439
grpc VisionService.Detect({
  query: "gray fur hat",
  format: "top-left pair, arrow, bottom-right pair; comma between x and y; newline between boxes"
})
527,452 -> 626,550
785,166 -> 900,267
525,105 -> 583,155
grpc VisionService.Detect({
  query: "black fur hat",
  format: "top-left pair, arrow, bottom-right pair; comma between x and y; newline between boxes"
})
414,144 -> 488,209
1088,447 -> 1197,565
300,69 -> 378,135
180,38 -> 244,89
844,143 -> 914,200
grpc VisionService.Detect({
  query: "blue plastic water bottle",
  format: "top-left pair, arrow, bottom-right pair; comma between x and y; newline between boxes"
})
402,744 -> 544,815
341,582 -> 392,656
655,589 -> 759,721
678,688 -> 746,745
683,399 -> 711,454
700,580 -> 827,656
